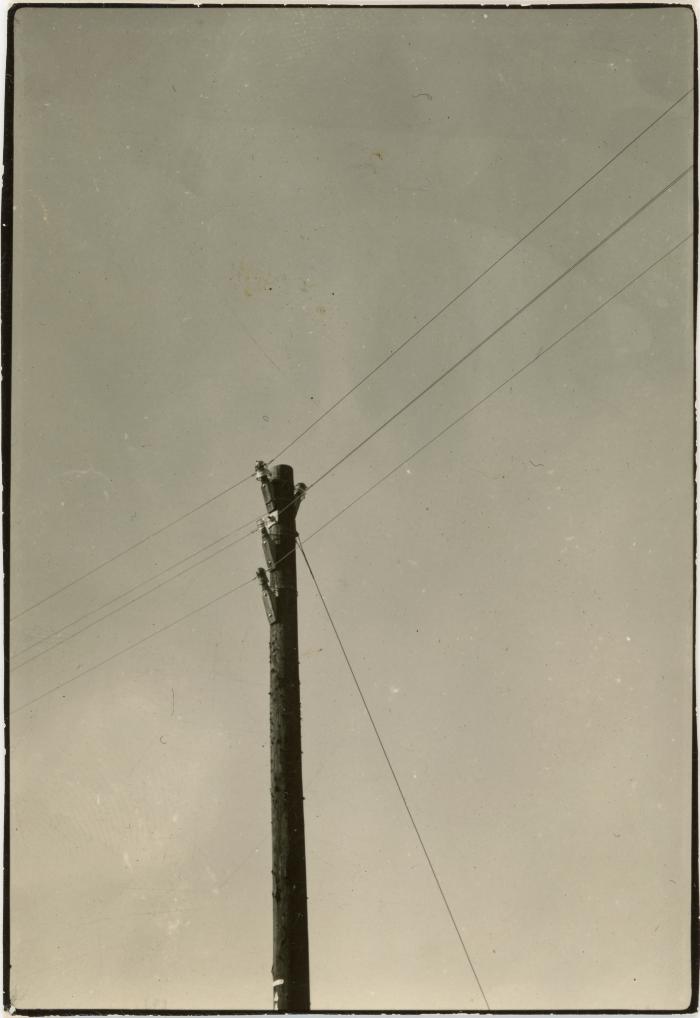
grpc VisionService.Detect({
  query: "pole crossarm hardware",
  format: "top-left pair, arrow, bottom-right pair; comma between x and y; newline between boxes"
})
256,461 -> 311,1013
256,459 -> 276,513
256,567 -> 277,624
258,515 -> 279,572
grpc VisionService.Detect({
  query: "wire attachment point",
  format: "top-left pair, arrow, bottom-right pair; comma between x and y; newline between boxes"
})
256,461 -> 276,512
258,519 -> 278,570
294,482 -> 308,510
256,567 -> 277,623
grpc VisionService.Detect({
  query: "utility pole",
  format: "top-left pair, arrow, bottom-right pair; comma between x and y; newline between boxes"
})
255,461 -> 310,1013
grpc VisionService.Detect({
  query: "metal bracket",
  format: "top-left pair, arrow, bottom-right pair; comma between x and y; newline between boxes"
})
255,460 -> 276,512
294,482 -> 308,511
259,511 -> 279,533
258,520 -> 277,571
261,481 -> 275,513
256,567 -> 277,624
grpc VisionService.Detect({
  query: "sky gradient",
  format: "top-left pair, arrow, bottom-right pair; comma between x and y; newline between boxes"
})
8,6 -> 695,1011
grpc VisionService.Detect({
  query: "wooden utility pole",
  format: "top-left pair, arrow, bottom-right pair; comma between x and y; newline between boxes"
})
255,462 -> 310,1013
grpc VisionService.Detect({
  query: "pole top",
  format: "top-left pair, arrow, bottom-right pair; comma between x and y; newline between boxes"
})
270,464 -> 294,484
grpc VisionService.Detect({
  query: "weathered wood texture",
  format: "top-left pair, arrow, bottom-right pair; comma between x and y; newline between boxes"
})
266,464 -> 310,1013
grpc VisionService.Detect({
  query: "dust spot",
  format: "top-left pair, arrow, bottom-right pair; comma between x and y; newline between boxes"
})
300,646 -> 324,658
28,188 -> 49,223
64,466 -> 112,485
237,258 -> 274,298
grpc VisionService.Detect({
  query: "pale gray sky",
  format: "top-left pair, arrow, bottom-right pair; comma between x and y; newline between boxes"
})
8,5 -> 695,1011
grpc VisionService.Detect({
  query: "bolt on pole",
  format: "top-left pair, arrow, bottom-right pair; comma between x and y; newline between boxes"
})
256,462 -> 310,1013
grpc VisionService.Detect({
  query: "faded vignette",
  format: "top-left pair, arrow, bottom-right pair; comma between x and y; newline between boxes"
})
2,1 -> 697,1015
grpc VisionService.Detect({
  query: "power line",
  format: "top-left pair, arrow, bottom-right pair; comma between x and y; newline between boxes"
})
305,234 -> 691,545
310,166 -> 691,488
11,526 -> 259,671
11,90 -> 692,625
10,471 -> 256,622
267,88 -> 692,466
12,524 -> 261,661
269,167 -> 691,529
11,232 -> 690,715
10,576 -> 257,715
296,536 -> 491,1010
13,145 -> 681,663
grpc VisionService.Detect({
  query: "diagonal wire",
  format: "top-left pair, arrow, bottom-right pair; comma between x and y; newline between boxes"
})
309,166 -> 692,489
10,472 -> 256,622
12,524 -> 260,661
11,89 -> 692,625
11,526 -> 260,670
11,233 -> 690,716
268,87 -> 692,466
296,536 -> 491,1010
10,576 -> 257,715
305,234 -> 692,544
14,153 -> 687,664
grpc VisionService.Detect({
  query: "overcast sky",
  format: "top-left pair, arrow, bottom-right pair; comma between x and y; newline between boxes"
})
8,5 -> 695,1011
